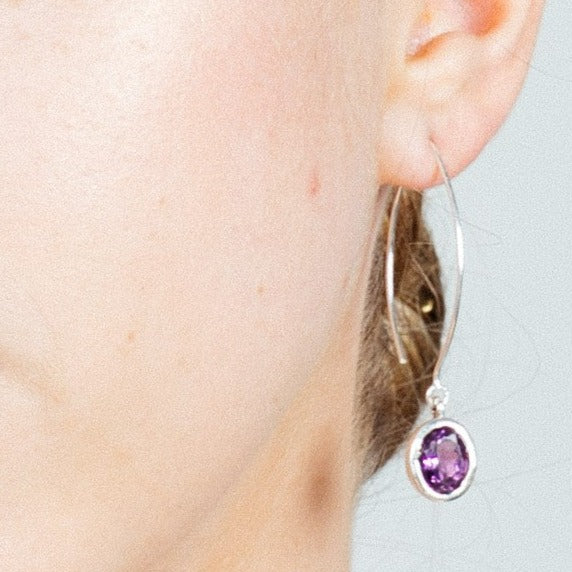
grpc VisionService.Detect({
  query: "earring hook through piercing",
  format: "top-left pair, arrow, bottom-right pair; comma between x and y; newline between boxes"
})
385,144 -> 465,415
385,142 -> 477,501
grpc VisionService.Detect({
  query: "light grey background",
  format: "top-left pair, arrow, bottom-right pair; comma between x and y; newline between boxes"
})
352,2 -> 572,570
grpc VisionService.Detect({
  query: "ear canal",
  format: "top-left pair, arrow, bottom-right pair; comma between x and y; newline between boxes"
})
407,0 -> 506,58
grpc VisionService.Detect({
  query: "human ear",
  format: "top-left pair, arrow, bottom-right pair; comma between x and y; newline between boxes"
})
377,0 -> 545,188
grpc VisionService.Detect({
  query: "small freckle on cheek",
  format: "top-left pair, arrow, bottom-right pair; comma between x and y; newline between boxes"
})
118,330 -> 138,358
308,168 -> 321,198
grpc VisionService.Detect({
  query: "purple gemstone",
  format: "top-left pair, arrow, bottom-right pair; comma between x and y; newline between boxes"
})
419,426 -> 470,494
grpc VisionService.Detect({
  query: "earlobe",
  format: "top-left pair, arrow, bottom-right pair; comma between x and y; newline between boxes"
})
377,0 -> 544,189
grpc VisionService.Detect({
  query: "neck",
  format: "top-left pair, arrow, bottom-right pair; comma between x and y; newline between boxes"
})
153,307 -> 364,571
148,195 -> 384,572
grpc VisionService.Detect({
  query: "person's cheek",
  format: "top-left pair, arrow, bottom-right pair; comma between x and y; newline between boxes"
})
0,0 -> 378,556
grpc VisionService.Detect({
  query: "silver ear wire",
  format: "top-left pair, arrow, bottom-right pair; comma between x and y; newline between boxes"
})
384,143 -> 465,415
395,144 -> 477,501
385,186 -> 408,365
429,142 -> 465,400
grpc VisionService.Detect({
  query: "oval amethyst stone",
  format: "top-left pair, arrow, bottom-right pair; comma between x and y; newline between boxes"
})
419,426 -> 470,494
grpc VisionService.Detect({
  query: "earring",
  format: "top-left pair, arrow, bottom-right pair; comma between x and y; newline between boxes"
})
385,143 -> 477,501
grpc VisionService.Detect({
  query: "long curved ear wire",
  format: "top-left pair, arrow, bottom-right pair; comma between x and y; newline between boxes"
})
385,144 -> 477,501
426,141 -> 464,417
385,186 -> 408,365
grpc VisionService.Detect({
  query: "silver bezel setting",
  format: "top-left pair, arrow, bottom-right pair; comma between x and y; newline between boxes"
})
406,417 -> 477,502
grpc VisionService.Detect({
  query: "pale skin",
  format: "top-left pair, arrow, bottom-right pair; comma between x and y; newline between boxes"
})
0,1 -> 543,570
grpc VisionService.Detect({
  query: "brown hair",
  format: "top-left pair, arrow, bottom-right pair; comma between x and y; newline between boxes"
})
355,186 -> 444,480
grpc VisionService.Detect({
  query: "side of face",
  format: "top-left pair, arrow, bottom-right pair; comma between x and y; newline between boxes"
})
0,1 -> 387,566
0,0 -> 544,567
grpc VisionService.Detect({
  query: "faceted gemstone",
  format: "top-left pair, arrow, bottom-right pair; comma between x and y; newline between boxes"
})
418,426 -> 470,494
